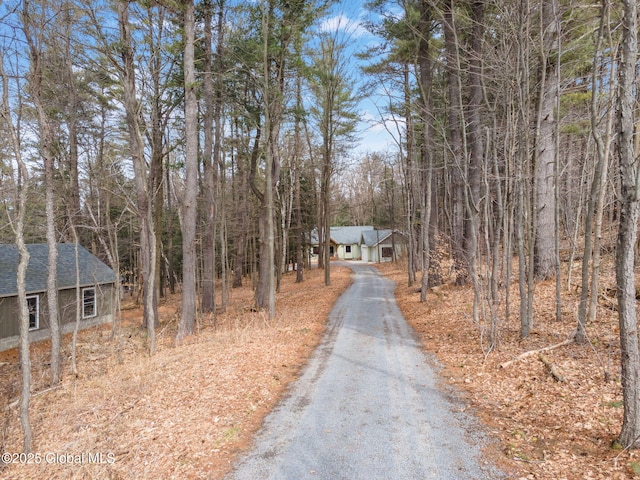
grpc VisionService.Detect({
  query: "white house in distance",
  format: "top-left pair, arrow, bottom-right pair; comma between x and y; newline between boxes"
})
360,229 -> 407,263
330,226 -> 373,260
311,226 -> 407,262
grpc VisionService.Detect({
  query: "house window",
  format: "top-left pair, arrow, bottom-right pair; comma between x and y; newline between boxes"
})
382,247 -> 393,258
27,296 -> 39,330
345,245 -> 352,253
83,287 -> 96,319
313,246 -> 319,255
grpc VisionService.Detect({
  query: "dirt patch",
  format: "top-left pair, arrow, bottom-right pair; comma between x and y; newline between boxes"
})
0,267 -> 352,480
376,260 -> 639,480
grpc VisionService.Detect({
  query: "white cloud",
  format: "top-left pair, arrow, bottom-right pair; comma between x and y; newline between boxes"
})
319,14 -> 369,38
355,111 -> 404,153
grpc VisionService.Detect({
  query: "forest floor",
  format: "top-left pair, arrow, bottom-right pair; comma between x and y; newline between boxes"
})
0,267 -> 352,479
0,259 -> 638,479
376,259 -> 637,480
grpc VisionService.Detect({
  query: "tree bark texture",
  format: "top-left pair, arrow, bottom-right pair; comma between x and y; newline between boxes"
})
417,0 -> 434,301
118,1 -> 157,351
254,0 -> 279,317
534,0 -> 559,280
615,0 -> 640,450
22,1 -> 62,385
442,0 -> 466,285
201,0 -> 218,314
179,0 -> 199,338
465,0 -> 485,322
2,56 -> 34,452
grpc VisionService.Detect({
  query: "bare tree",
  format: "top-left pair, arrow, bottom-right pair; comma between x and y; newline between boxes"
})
293,63 -> 305,283
1,53 -> 33,453
442,0 -> 466,286
254,0 -> 279,316
117,1 -> 158,353
416,0 -> 434,302
178,0 -> 199,338
464,0 -> 485,319
61,2 -> 82,233
533,0 -> 560,280
614,0 -> 640,450
22,0 -> 62,385
201,6 -> 216,313
252,0 -> 316,311
308,23 -> 359,287
201,0 -> 221,315
577,0 -> 615,344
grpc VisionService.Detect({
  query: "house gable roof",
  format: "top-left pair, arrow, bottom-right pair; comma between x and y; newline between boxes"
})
361,229 -> 392,247
0,244 -> 116,298
329,226 -> 374,245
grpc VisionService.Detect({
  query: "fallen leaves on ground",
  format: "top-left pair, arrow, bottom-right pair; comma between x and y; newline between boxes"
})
376,259 -> 637,480
3,259 -> 636,479
0,267 -> 352,480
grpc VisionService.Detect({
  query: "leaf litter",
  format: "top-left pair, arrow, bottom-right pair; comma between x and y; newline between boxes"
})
1,258 -> 637,479
0,267 -> 352,480
376,259 -> 636,480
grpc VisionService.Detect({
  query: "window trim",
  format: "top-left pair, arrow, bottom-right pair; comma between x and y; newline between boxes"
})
82,287 -> 97,319
27,295 -> 39,331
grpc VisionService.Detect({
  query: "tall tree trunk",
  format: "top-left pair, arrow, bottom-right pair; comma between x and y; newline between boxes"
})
464,0 -> 485,321
201,0 -> 218,314
402,62 -> 417,287
254,0 -> 280,317
294,69 -> 304,283
118,1 -> 157,352
16,209 -> 32,453
215,0 -> 227,312
533,0 -> 559,280
178,0 -> 198,338
322,133 -> 332,287
232,122 -> 250,289
219,201 -> 228,312
165,155 -> 177,295
44,141 -> 60,383
578,1 -> 615,343
22,3 -> 62,385
149,8 -> 166,307
315,151 -> 324,271
417,0 -> 434,301
442,0 -> 465,285
516,0 -> 534,338
615,0 -> 640,450
63,4 -> 81,233
70,223 -> 82,376
1,57 -> 33,453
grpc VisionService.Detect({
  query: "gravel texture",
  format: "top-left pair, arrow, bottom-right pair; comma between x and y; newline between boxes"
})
226,263 -> 503,480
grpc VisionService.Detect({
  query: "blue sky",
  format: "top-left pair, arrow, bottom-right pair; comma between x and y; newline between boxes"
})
320,0 -> 403,156
0,0 -> 401,158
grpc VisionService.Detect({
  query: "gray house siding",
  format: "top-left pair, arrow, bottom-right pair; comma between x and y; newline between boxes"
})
0,288 -> 115,352
0,244 -> 116,352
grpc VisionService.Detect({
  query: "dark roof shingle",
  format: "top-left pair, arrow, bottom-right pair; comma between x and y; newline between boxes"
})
0,244 -> 116,298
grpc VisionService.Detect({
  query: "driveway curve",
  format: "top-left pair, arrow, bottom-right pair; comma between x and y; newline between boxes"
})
225,263 -> 503,480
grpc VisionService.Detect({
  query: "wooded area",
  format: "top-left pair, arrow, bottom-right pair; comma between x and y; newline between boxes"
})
2,0 -> 640,458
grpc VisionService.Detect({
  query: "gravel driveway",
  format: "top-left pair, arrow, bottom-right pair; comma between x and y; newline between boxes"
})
225,263 -> 503,480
